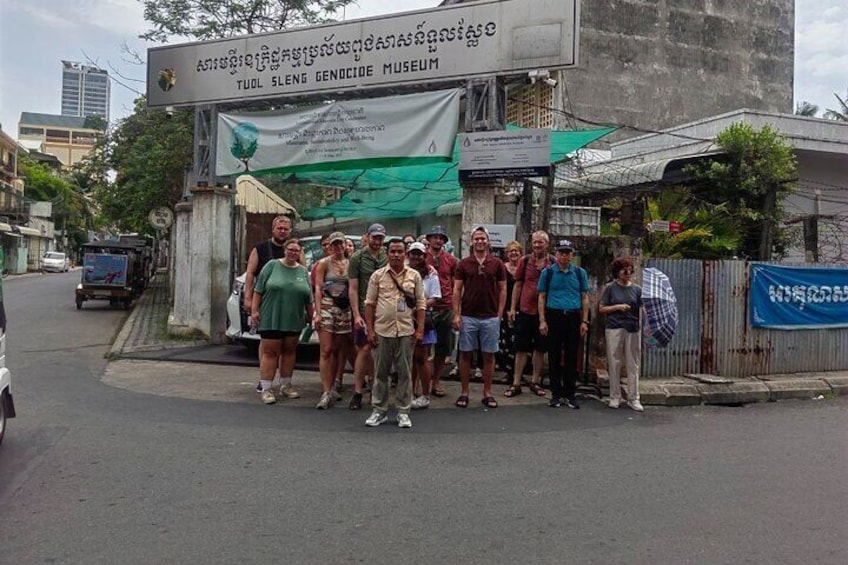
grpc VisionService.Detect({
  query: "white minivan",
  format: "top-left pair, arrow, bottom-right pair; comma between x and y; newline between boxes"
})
0,261 -> 17,445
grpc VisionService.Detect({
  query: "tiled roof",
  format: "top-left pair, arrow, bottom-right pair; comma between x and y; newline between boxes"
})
19,112 -> 91,129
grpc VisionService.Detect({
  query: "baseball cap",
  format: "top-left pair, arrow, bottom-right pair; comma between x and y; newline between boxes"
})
367,223 -> 387,237
408,242 -> 427,254
328,231 -> 346,244
555,239 -> 575,252
472,225 -> 490,237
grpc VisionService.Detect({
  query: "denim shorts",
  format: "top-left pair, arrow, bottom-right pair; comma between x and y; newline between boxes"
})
458,316 -> 500,353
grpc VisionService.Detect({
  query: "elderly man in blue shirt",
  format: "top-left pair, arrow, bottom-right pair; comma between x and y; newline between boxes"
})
537,239 -> 590,409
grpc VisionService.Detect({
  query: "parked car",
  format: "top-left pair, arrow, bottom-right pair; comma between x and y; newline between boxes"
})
42,251 -> 70,273
0,262 -> 16,446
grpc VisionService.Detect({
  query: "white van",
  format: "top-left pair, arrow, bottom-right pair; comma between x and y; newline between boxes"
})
0,261 -> 16,445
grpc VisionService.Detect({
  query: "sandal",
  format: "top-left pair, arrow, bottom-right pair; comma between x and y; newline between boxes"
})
529,383 -> 547,397
431,386 -> 446,398
481,396 -> 498,409
504,384 -> 522,398
455,395 -> 469,408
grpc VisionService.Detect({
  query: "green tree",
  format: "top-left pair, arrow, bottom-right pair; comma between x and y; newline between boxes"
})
686,123 -> 797,260
823,89 -> 847,122
91,96 -> 194,233
794,101 -> 819,117
17,155 -> 92,249
140,0 -> 356,41
642,188 -> 741,259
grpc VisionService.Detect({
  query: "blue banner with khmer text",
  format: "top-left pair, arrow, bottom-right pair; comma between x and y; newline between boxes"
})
750,264 -> 848,329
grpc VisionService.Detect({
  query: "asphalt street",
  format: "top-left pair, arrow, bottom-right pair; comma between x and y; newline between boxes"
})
1,271 -> 846,564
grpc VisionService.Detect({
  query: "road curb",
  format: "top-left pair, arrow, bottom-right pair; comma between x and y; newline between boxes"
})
761,378 -> 831,401
823,376 -> 848,396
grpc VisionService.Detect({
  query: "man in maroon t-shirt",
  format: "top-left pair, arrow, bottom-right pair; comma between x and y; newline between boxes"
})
505,230 -> 554,398
425,225 -> 457,397
452,226 -> 506,409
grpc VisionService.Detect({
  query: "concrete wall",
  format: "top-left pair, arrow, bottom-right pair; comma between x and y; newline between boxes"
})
567,0 -> 793,136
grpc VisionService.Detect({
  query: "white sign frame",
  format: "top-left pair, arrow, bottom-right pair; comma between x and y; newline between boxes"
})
480,224 -> 517,248
458,129 -> 551,181
147,0 -> 579,107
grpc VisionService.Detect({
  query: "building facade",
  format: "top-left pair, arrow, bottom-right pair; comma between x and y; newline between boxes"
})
61,60 -> 110,122
18,112 -> 100,168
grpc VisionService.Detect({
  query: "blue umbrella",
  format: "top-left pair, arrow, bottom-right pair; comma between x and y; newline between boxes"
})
642,268 -> 678,348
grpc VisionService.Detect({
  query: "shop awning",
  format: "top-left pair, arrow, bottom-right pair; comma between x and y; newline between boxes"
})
555,152 -> 720,195
0,222 -> 12,232
235,175 -> 300,218
16,226 -> 42,236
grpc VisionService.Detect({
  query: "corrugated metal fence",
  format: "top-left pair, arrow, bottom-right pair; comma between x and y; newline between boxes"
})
642,259 -> 848,378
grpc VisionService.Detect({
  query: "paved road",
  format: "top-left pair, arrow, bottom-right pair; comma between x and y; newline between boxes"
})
1,272 -> 846,564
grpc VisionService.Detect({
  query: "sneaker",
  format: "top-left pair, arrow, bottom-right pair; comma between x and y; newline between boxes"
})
365,411 -> 388,427
608,398 -> 620,409
255,381 -> 262,393
316,392 -> 333,409
448,366 -> 459,378
473,368 -> 483,380
349,392 -> 363,410
397,413 -> 413,428
548,397 -> 564,408
411,395 -> 430,410
563,397 -> 581,410
628,399 -> 644,412
330,389 -> 343,402
279,385 -> 300,399
261,390 -> 277,405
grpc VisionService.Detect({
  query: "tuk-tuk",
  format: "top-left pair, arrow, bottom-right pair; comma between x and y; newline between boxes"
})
75,240 -> 147,309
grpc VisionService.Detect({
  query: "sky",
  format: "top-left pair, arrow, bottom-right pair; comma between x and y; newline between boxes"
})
0,0 -> 846,136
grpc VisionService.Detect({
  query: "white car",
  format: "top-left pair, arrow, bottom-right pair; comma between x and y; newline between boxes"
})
42,251 -> 70,273
0,271 -> 16,446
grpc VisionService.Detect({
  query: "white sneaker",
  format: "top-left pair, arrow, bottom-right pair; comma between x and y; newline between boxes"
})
261,390 -> 277,405
365,411 -> 388,427
279,385 -> 300,399
608,398 -> 620,409
397,413 -> 412,428
316,392 -> 333,409
411,395 -> 430,410
628,399 -> 644,412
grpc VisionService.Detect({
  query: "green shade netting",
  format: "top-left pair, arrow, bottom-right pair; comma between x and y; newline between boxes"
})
298,127 -> 616,221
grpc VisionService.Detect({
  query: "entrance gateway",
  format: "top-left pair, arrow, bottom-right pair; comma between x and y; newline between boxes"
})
146,0 -> 579,341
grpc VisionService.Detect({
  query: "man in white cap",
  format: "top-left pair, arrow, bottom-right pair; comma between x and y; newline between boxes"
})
347,223 -> 387,410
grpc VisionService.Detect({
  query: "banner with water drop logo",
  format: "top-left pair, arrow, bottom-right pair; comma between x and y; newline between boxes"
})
217,88 -> 459,176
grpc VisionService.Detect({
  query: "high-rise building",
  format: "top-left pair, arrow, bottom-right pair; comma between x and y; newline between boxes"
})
60,61 -> 110,122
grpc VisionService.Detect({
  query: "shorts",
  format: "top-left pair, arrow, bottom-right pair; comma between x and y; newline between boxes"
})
458,316 -> 500,353
514,312 -> 548,353
354,325 -> 370,348
259,330 -> 301,340
431,309 -> 455,358
319,304 -> 352,334
419,329 -> 437,346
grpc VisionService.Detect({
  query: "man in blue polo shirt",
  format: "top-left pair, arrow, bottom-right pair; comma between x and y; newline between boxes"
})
537,239 -> 590,408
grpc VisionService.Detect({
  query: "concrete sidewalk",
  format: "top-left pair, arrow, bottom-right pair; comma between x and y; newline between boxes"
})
106,270 -> 848,407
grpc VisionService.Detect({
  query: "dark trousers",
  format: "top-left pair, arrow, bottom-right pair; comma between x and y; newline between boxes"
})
546,309 -> 581,400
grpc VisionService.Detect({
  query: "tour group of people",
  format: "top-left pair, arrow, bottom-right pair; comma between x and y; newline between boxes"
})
246,215 -> 644,429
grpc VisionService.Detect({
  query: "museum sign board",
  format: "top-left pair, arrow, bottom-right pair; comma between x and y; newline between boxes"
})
147,0 -> 579,107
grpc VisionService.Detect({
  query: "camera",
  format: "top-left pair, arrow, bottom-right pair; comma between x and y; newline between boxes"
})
165,106 -> 175,119
526,70 -> 558,88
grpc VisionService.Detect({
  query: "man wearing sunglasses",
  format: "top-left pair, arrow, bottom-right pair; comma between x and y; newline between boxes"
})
452,226 -> 507,409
